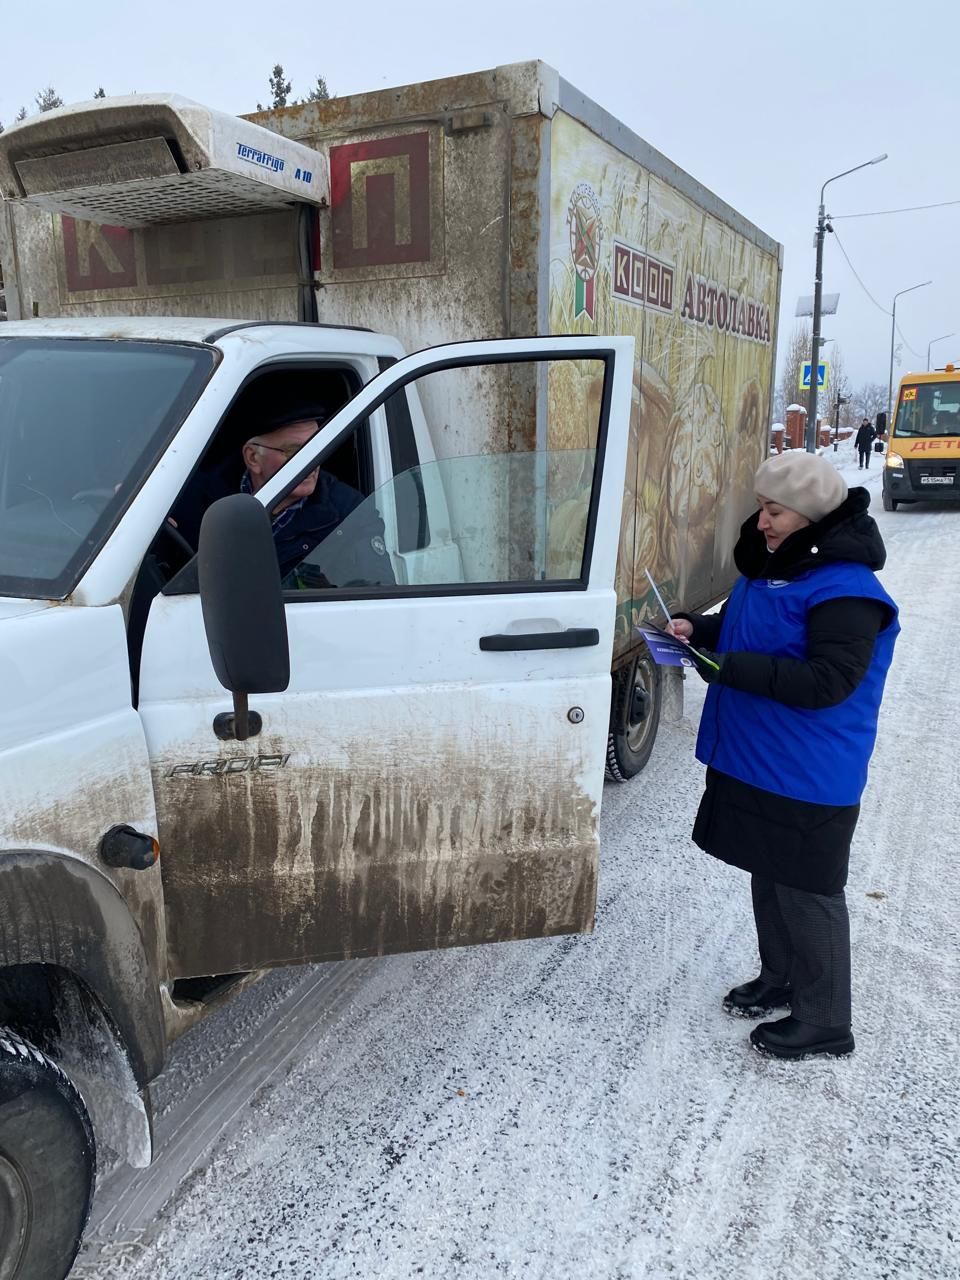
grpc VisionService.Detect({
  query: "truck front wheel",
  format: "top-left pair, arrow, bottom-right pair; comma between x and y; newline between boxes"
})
606,650 -> 662,782
0,1028 -> 95,1280
882,489 -> 898,512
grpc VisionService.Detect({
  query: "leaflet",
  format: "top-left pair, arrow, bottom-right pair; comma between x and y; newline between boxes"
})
636,623 -> 720,671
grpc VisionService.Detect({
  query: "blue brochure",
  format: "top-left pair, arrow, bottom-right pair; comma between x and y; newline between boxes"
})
636,624 -> 720,670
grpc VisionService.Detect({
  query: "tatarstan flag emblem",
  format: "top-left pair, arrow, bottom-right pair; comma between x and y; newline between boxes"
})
567,184 -> 603,321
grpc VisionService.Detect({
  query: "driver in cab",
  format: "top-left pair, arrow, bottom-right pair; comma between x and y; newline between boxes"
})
239,412 -> 394,590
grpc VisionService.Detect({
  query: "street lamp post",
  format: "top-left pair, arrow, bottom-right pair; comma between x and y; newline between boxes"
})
927,332 -> 955,371
806,154 -> 888,452
888,281 -> 932,422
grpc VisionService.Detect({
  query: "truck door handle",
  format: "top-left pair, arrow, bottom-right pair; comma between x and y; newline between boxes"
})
479,628 -> 600,652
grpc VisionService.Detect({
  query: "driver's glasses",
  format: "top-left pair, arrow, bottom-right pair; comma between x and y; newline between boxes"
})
253,438 -> 317,461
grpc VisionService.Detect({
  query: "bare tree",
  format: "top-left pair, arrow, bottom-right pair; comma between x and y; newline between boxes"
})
851,381 -> 888,424
35,87 -> 64,112
778,323 -> 812,416
15,107 -> 27,122
825,344 -> 853,430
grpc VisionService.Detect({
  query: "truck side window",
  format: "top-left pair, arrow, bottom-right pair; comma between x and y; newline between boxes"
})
279,357 -> 607,595
159,364 -> 368,599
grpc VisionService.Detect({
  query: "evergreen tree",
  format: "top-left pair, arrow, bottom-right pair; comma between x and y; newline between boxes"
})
267,64 -> 292,108
35,87 -> 64,112
306,75 -> 331,102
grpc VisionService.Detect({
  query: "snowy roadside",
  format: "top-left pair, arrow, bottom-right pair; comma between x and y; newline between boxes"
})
74,484 -> 957,1280
822,438 -> 886,486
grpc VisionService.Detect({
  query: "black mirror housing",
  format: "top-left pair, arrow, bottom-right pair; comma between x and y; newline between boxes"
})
198,494 -> 290,697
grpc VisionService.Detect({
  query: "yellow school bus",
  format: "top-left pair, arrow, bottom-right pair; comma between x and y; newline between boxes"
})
883,363 -> 960,510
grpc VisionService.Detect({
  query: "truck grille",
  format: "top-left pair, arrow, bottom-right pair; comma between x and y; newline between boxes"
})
21,170 -> 300,228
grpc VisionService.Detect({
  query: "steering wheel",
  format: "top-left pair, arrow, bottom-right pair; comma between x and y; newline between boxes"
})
157,519 -> 195,560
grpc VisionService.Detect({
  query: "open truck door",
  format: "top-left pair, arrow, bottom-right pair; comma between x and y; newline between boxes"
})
136,336 -> 633,977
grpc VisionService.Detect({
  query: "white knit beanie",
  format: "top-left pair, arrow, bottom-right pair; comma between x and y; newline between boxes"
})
754,451 -> 848,523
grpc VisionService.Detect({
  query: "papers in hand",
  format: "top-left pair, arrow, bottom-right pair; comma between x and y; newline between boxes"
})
636,623 -> 720,670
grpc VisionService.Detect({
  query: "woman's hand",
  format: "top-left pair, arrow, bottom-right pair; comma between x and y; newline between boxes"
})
666,618 -> 693,641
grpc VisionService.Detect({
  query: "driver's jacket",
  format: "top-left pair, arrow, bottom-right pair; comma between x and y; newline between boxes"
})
271,471 -> 395,589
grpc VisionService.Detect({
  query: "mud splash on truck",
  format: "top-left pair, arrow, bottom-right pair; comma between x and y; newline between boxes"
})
155,738 -> 599,979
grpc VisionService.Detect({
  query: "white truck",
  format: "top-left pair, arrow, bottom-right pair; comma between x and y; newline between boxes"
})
0,64 -> 780,1278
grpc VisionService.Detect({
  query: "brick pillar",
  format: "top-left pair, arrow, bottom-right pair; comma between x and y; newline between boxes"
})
784,404 -> 807,449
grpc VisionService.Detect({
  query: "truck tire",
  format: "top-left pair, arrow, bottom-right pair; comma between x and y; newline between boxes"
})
605,650 -> 662,782
882,490 -> 898,512
0,1028 -> 95,1280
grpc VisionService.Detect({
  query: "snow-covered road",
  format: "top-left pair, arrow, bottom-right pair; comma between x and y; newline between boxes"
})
74,457 -> 959,1280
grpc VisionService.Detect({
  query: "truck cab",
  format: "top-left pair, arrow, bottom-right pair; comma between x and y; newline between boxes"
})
883,364 -> 960,509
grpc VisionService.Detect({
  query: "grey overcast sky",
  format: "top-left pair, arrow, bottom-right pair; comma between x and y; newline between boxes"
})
3,0 -> 958,395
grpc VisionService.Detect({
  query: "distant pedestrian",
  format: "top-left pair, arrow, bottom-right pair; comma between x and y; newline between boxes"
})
855,418 -> 875,468
668,451 -> 899,1060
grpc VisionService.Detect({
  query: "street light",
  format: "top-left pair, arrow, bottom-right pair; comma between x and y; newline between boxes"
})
806,154 -> 888,452
927,332 -> 955,371
888,281 -> 932,422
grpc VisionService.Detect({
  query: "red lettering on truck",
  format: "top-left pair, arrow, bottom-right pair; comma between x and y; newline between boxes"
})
330,133 -> 432,269
61,217 -> 137,292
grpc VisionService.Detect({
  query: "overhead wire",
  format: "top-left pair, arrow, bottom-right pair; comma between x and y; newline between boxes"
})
830,228 -> 889,315
830,198 -> 960,219
829,227 -> 923,359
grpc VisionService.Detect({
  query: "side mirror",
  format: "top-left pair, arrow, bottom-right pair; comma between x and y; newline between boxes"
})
198,494 -> 290,740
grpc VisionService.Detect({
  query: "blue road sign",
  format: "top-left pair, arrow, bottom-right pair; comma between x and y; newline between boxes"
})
800,361 -> 829,390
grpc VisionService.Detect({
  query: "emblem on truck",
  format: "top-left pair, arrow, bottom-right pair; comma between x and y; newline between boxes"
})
567,183 -> 603,321
166,755 -> 291,778
235,142 -> 285,174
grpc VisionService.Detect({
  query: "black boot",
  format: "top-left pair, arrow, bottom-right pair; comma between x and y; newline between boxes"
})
750,1015 -> 855,1059
723,977 -> 792,1018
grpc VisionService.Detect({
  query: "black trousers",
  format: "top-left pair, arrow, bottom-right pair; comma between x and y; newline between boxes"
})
751,875 -> 852,1027
858,446 -> 872,467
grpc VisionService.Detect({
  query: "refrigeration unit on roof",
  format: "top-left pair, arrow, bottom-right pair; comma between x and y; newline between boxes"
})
0,94 -> 328,228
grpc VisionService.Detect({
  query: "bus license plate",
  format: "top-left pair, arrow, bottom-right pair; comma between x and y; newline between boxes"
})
920,475 -> 954,485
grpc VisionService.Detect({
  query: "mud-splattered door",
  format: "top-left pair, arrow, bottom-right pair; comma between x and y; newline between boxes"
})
137,338 -> 633,978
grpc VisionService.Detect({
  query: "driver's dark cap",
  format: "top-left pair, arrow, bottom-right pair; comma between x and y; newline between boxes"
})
267,405 -> 330,432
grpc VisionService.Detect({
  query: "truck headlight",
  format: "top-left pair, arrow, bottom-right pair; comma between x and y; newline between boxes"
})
885,453 -> 904,470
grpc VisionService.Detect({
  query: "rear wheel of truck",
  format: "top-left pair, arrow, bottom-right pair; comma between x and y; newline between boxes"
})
882,489 -> 898,512
0,1028 -> 95,1280
606,650 -> 662,782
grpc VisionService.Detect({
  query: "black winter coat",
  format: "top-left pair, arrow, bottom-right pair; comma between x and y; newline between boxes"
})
680,488 -> 892,894
855,423 -> 875,449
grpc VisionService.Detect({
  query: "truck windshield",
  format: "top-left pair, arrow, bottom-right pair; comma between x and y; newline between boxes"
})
894,381 -> 960,437
0,338 -> 215,598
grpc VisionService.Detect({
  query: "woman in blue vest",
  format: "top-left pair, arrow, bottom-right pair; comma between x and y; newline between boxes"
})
670,450 -> 899,1060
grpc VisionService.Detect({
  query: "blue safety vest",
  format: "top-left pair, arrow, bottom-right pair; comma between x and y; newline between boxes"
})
696,562 -> 899,806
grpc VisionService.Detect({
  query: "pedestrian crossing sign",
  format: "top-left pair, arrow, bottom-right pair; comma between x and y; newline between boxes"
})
800,361 -> 829,391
